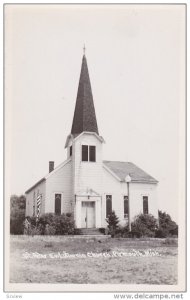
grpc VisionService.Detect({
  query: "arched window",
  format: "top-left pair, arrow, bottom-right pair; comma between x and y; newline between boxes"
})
124,196 -> 129,218
55,194 -> 62,215
143,196 -> 149,214
106,195 -> 112,218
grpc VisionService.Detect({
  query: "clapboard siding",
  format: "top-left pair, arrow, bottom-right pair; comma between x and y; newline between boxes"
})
102,167 -> 125,227
45,160 -> 72,215
73,134 -> 103,195
102,167 -> 158,227
25,132 -> 158,228
129,182 -> 158,220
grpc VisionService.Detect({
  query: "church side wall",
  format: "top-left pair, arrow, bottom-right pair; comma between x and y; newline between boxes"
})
102,167 -> 158,227
129,182 -> 158,220
45,160 -> 73,215
102,167 -> 125,227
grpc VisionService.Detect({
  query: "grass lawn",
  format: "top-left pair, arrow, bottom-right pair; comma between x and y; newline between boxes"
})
10,235 -> 178,284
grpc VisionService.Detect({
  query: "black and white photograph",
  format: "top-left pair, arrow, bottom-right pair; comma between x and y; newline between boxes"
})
4,4 -> 186,292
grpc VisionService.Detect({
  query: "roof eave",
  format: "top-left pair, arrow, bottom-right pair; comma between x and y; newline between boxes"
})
45,158 -> 71,179
25,158 -> 72,194
65,131 -> 105,148
65,134 -> 74,148
103,163 -> 121,182
121,179 -> 158,184
25,178 -> 46,194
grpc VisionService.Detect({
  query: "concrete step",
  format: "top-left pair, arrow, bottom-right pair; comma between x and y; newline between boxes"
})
80,228 -> 104,235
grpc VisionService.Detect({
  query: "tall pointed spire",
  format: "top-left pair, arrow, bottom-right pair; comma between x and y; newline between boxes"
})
71,53 -> 99,135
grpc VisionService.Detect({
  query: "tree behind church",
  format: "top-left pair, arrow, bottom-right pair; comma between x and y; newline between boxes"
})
10,195 -> 26,234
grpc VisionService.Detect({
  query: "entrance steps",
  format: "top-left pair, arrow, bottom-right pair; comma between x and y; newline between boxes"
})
80,228 -> 105,236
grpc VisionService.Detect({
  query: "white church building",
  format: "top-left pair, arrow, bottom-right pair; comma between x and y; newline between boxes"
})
25,53 -> 158,229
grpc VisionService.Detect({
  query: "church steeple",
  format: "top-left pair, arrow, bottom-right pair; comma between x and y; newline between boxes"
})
71,53 -> 99,135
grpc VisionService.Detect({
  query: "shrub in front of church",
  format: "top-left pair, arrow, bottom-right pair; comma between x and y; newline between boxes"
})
115,225 -> 130,238
23,216 -> 42,235
155,210 -> 178,238
53,214 -> 75,235
37,213 -> 55,234
131,213 -> 158,238
73,228 -> 82,235
44,224 -> 56,235
24,213 -> 75,235
106,211 -> 120,237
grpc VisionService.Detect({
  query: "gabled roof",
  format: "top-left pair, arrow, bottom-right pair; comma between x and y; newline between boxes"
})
71,54 -> 99,135
103,161 -> 158,184
65,131 -> 105,148
26,159 -> 157,194
25,158 -> 71,194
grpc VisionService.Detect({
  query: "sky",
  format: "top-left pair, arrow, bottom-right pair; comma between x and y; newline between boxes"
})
5,4 -> 186,222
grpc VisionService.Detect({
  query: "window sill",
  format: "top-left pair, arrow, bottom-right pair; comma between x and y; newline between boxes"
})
81,161 -> 96,163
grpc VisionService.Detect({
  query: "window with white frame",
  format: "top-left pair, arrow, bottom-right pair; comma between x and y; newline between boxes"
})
82,145 -> 96,162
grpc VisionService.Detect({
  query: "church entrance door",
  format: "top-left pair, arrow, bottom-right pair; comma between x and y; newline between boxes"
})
81,201 -> 95,228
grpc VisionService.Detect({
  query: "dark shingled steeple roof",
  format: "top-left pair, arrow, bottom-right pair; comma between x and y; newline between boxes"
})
71,54 -> 99,135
